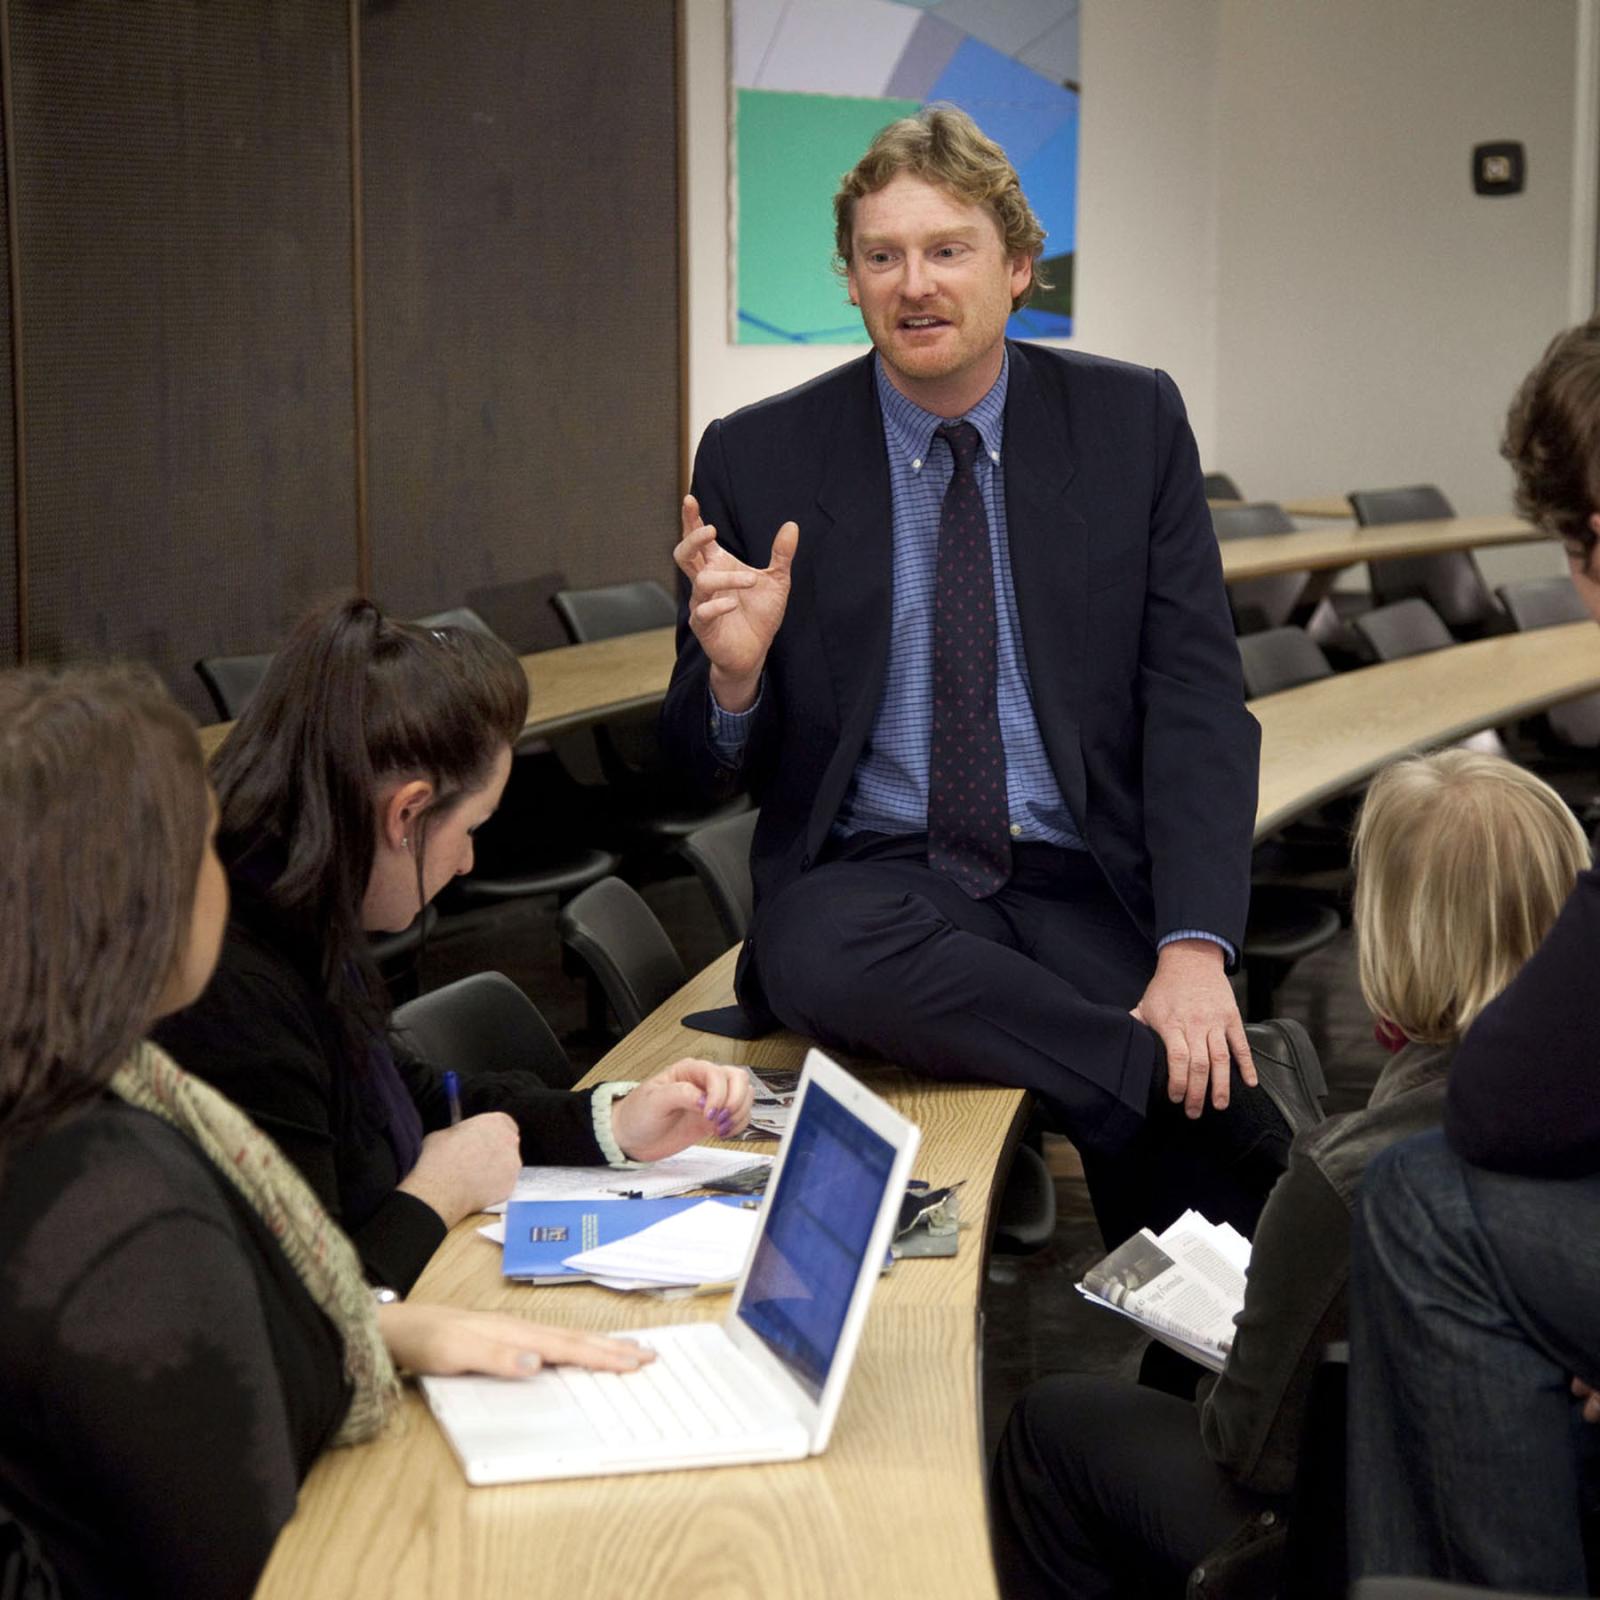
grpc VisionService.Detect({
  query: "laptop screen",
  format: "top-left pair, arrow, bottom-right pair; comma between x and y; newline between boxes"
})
736,1081 -> 897,1402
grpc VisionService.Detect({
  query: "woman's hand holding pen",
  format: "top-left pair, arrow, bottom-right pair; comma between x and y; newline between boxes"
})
610,1059 -> 755,1162
377,1302 -> 654,1379
396,1111 -> 521,1228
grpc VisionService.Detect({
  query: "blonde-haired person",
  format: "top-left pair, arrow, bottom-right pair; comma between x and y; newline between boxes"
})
0,666 -> 653,1600
990,750 -> 1588,1600
1347,316 -> 1600,1592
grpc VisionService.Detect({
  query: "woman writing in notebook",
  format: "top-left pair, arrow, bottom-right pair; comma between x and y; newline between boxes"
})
0,665 -> 654,1599
154,597 -> 751,1294
989,748 -> 1591,1599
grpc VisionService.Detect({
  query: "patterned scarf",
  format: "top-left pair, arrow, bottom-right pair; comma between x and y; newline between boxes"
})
109,1039 -> 401,1445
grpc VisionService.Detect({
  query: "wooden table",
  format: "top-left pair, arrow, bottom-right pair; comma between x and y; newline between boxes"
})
1252,621 -> 1600,835
197,626 -> 678,760
1218,513 -> 1542,584
1208,494 -> 1353,520
254,618 -> 1600,1600
257,948 -> 1022,1600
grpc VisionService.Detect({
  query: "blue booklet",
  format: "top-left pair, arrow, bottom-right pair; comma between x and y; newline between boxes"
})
503,1197 -> 748,1284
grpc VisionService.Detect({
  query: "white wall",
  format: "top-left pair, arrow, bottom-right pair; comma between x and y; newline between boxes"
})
685,1 -> 1595,595
683,0 -> 1223,460
1212,0 -> 1590,588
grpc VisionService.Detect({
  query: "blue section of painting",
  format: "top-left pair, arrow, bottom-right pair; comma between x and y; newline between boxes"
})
927,35 -> 1073,168
923,34 -> 1077,338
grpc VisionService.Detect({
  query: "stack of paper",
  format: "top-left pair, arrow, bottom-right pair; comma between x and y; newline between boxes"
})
565,1199 -> 760,1291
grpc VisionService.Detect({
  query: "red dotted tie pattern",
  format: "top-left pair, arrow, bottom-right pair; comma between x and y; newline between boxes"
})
928,420 -> 1011,898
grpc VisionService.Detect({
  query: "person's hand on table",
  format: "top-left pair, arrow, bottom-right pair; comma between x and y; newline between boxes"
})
396,1111 -> 522,1227
673,494 -> 798,713
610,1058 -> 755,1161
376,1303 -> 654,1378
1132,939 -> 1256,1117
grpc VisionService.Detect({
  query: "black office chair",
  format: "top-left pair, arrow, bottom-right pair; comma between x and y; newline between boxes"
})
1203,471 -> 1244,500
552,578 -> 750,850
1350,483 -> 1504,637
1497,576 -> 1600,748
1350,597 -> 1455,662
1211,502 -> 1313,635
391,970 -> 572,1089
464,569 -> 572,655
680,809 -> 760,944
194,651 -> 274,720
413,605 -> 498,638
551,579 -> 678,643
1236,626 -> 1335,699
558,876 -> 688,1036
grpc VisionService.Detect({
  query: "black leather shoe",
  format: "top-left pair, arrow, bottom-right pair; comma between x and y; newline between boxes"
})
1242,1017 -> 1328,1137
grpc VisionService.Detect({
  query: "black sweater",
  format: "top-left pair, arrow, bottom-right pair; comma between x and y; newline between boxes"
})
0,1099 -> 348,1599
1446,864 -> 1600,1176
154,881 -> 605,1292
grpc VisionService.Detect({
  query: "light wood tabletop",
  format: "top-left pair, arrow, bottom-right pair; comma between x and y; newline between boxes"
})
256,948 -> 1022,1600
1253,620 -> 1600,835
1208,494 -> 1353,520
1218,512 -> 1542,583
197,626 -> 678,760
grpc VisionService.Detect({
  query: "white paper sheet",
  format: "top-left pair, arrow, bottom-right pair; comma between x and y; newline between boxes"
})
561,1198 -> 760,1287
482,1146 -> 773,1214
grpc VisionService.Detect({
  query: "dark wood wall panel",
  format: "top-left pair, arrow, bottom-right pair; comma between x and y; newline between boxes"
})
0,91 -> 14,672
10,0 -> 355,716
360,0 -> 680,622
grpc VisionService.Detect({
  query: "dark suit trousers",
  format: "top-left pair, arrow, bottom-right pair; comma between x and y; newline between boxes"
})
755,834 -> 1156,1143
754,834 -> 1278,1248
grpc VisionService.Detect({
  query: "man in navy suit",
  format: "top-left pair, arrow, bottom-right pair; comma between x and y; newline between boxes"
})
662,107 -> 1311,1239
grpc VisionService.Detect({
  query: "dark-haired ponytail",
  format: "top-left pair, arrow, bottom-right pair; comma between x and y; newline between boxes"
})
209,596 -> 527,1036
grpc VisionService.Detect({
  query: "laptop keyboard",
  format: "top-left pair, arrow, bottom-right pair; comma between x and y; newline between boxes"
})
553,1323 -> 775,1448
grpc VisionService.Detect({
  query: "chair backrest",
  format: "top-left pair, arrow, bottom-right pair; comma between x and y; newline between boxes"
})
1497,574 -> 1588,631
680,809 -> 760,943
194,651 -> 274,720
1237,627 -> 1334,698
1351,598 -> 1454,662
463,570 -> 571,654
1348,484 -> 1455,526
391,971 -> 570,1089
1496,577 -> 1600,745
413,606 -> 498,640
1348,486 -> 1499,630
1202,471 -> 1243,500
551,580 -> 677,644
1209,501 -> 1295,541
558,877 -> 687,1033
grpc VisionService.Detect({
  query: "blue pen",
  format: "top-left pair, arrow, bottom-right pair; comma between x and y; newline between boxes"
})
443,1070 -> 463,1126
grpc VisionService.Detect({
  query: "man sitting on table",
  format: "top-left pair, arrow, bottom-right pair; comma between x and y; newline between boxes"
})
660,106 -> 1321,1241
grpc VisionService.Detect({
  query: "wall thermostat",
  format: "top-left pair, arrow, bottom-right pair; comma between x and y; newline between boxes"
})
1473,141 -> 1525,196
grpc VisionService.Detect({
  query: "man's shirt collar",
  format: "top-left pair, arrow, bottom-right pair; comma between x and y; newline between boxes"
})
874,346 -> 1008,474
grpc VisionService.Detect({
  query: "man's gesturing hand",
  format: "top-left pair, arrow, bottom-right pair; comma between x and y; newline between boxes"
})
1132,939 -> 1256,1118
673,494 -> 798,713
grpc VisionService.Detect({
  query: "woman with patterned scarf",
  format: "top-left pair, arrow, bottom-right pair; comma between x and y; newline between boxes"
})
0,665 -> 653,1600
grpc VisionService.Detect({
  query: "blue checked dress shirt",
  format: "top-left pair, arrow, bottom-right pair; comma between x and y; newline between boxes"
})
706,352 -> 1231,962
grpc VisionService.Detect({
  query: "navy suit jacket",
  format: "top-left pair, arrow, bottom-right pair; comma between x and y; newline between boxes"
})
661,341 -> 1260,1019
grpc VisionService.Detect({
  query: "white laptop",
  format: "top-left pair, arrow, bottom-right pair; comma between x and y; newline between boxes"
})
421,1048 -> 921,1485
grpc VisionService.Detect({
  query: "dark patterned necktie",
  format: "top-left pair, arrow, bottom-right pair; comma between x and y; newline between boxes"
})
927,420 -> 1010,898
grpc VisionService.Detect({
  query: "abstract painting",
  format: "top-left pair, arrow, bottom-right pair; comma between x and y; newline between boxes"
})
732,0 -> 1079,344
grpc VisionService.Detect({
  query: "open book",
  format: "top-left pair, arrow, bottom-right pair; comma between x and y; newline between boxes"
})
1076,1209 -> 1250,1373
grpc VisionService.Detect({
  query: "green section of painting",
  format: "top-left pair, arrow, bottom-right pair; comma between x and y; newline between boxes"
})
736,88 -> 920,345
